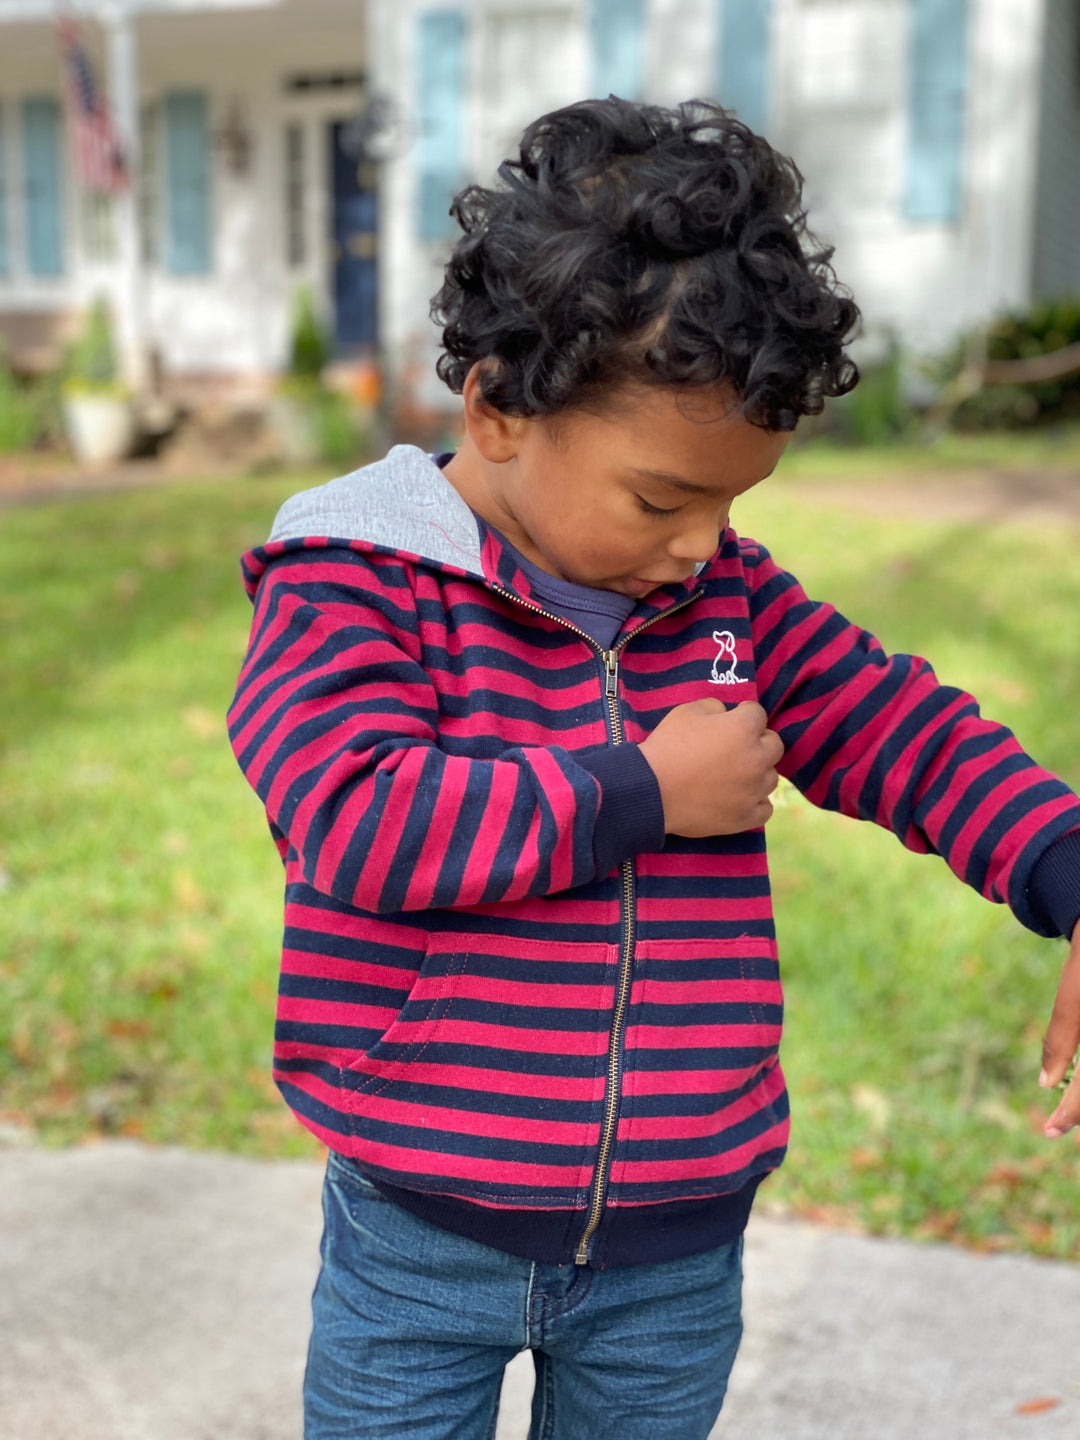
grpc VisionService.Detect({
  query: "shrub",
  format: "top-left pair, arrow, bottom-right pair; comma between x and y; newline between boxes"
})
64,296 -> 125,394
827,339 -> 912,446
935,295 -> 1080,430
288,287 -> 330,381
310,387 -> 366,466
0,347 -> 62,453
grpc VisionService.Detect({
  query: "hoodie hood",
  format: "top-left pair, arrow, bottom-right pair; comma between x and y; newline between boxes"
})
249,441 -> 708,627
269,444 -> 484,574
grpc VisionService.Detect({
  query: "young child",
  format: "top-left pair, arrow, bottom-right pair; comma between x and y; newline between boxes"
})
229,98 -> 1080,1440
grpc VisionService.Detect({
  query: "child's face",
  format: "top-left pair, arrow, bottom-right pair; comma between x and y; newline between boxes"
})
458,380 -> 790,598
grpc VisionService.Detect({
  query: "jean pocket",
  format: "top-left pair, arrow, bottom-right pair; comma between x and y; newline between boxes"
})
327,1151 -> 387,1201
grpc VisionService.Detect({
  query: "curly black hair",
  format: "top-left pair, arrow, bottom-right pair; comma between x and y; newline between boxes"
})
431,97 -> 859,431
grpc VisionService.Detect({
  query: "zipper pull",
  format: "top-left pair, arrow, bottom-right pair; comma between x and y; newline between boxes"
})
603,650 -> 619,699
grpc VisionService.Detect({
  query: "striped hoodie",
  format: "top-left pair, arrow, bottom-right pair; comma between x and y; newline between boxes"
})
229,444 -> 1080,1268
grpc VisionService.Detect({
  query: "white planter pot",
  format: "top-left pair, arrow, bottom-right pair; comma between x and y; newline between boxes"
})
62,393 -> 136,467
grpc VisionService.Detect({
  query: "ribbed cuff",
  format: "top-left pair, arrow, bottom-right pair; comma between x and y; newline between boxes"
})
1028,830 -> 1080,940
577,744 -> 666,876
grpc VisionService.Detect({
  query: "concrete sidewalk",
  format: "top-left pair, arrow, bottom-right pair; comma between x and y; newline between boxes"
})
3,1142 -> 1080,1439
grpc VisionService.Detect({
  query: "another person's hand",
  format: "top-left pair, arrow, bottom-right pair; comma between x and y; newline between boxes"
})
1040,919 -> 1080,1138
639,700 -> 784,837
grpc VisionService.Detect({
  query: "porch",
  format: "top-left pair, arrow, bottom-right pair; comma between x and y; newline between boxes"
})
0,0 -> 375,393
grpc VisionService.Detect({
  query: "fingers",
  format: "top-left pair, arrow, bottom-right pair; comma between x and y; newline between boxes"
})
1041,928 -> 1080,1138
727,704 -> 785,764
762,728 -> 785,766
1045,1071 -> 1080,1140
730,701 -> 768,730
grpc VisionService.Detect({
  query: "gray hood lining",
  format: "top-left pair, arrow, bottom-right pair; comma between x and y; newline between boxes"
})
268,444 -> 485,576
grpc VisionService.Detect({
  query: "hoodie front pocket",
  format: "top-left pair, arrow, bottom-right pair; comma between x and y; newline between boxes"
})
341,933 -> 618,1202
621,936 -> 782,1088
606,936 -> 786,1196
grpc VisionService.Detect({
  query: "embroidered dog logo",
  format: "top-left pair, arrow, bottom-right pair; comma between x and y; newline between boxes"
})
708,630 -> 741,686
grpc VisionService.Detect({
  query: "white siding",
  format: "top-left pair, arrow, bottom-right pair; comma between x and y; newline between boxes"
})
374,0 -> 589,417
771,0 -> 1046,358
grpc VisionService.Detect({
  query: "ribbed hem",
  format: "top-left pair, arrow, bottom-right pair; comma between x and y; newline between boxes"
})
363,1169 -> 763,1269
577,744 -> 666,874
1028,829 -> 1080,939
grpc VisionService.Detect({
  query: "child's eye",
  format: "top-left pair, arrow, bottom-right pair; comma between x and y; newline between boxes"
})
636,496 -> 682,518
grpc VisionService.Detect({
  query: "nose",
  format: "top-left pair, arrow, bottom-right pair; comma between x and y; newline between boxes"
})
667,513 -> 727,565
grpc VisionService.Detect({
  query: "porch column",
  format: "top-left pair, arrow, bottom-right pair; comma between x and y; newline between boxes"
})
103,0 -> 147,391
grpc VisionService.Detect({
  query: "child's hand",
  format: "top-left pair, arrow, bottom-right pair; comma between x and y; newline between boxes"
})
639,700 -> 784,837
1040,920 -> 1080,1138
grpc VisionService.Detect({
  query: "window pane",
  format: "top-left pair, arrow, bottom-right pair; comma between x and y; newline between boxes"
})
717,0 -> 772,134
904,0 -> 970,222
415,9 -> 466,241
164,90 -> 211,274
22,97 -> 64,277
592,0 -> 644,101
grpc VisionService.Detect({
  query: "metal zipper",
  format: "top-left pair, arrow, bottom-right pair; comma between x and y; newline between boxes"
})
490,584 -> 698,1266
574,646 -> 635,1264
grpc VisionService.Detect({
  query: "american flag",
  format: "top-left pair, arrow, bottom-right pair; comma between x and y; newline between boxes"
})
57,18 -> 129,194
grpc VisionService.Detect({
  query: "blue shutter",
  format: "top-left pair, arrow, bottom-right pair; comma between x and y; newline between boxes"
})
904,0 -> 970,222
164,91 -> 211,274
21,97 -> 64,277
592,0 -> 645,100
416,10 -> 467,241
0,104 -> 8,277
716,0 -> 772,134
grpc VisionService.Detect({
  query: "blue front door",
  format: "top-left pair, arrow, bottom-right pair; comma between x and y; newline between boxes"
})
331,122 -> 378,349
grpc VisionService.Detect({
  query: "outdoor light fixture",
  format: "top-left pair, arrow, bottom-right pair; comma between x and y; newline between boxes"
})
215,97 -> 253,178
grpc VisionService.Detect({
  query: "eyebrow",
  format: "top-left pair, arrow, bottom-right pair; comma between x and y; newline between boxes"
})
629,467 -> 712,495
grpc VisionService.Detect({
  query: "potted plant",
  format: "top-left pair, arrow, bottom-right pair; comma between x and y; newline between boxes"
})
61,297 -> 136,466
268,287 -> 331,465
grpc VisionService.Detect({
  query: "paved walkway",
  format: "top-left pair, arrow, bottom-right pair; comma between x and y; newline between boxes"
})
4,1141 -> 1080,1439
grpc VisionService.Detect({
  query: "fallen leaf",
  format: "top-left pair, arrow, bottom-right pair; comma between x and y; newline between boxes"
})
850,1082 -> 891,1133
173,868 -> 206,912
982,1162 -> 1025,1191
1017,1220 -> 1055,1248
1015,1396 -> 1061,1415
983,675 -> 1030,707
113,571 -> 141,601
975,1098 -> 1022,1132
107,1018 -> 153,1041
913,1209 -> 960,1241
142,543 -> 178,570
181,705 -> 220,740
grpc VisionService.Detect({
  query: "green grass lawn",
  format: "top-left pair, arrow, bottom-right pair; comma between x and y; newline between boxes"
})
781,420 -> 1080,481
2,455 -> 1079,1257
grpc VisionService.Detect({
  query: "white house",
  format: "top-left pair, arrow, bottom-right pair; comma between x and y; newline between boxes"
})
370,0 -> 1080,426
0,0 -> 372,398
1,0 -> 1078,430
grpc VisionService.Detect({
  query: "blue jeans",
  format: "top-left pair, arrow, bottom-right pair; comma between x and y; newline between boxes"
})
304,1152 -> 744,1440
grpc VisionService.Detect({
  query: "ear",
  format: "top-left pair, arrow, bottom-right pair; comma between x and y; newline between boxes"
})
461,363 -> 528,464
